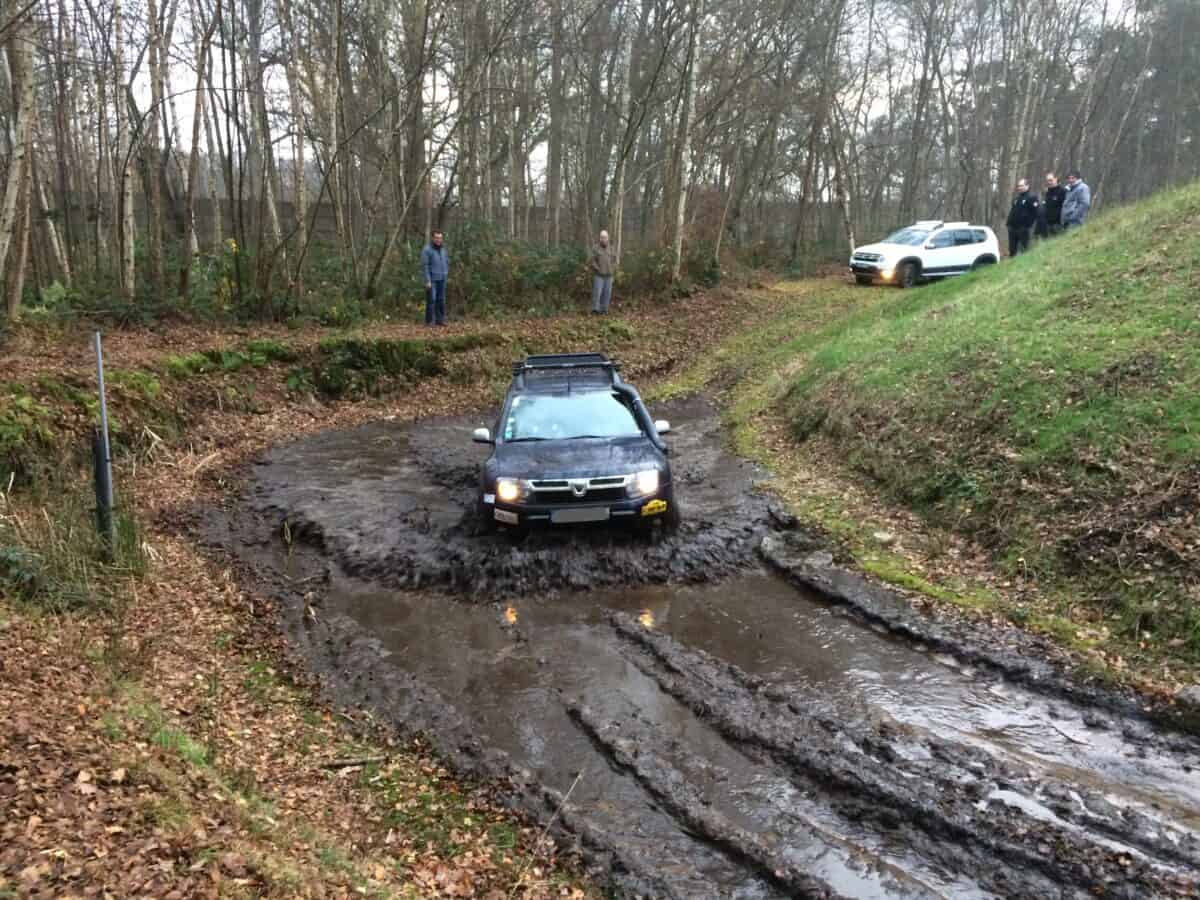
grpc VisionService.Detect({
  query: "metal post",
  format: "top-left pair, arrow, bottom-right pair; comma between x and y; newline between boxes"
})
93,332 -> 116,556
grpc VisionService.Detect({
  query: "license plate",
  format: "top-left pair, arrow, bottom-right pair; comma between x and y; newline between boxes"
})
551,507 -> 610,524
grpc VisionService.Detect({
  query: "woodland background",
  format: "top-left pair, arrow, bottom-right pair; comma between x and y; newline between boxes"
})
0,0 -> 1195,322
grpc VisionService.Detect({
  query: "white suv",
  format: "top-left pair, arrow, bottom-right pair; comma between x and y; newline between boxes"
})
849,221 -> 1000,288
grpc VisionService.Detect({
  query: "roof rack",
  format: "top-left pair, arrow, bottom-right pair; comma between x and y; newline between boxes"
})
511,352 -> 621,391
511,352 -> 619,376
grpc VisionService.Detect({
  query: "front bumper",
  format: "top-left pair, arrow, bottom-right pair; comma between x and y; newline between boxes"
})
487,486 -> 674,526
849,261 -> 895,281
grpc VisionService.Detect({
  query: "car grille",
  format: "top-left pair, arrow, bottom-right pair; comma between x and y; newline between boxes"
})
852,252 -> 882,262
529,475 -> 631,505
532,487 -> 626,504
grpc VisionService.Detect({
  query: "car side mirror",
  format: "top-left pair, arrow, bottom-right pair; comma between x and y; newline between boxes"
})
472,427 -> 493,444
924,241 -> 936,250
654,419 -> 671,435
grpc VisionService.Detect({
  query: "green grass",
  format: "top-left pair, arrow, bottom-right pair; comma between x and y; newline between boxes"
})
767,182 -> 1200,659
0,477 -> 146,613
655,182 -> 1200,679
151,725 -> 210,766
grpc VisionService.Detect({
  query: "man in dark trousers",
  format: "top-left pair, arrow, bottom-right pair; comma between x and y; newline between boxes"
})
1038,172 -> 1068,238
420,230 -> 449,326
1006,177 -> 1040,257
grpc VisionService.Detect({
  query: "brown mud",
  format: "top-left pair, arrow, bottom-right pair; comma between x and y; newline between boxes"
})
200,395 -> 1200,898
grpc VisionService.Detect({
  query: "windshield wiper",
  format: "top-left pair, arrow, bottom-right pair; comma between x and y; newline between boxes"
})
506,436 -> 549,442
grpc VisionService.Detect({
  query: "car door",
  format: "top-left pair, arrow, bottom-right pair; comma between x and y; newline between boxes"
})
951,229 -> 978,272
923,230 -> 957,277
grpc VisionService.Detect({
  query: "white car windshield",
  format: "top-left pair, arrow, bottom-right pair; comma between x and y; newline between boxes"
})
883,227 -> 930,246
503,392 -> 642,442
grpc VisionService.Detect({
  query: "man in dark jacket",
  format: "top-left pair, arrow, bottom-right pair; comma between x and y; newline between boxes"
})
420,230 -> 449,326
1038,172 -> 1067,238
1006,178 -> 1040,256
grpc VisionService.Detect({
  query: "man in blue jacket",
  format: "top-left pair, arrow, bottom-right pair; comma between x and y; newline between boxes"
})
420,230 -> 450,326
1061,171 -> 1092,229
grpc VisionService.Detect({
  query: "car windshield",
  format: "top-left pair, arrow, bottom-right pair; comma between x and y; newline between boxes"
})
883,227 -> 930,246
503,391 -> 642,442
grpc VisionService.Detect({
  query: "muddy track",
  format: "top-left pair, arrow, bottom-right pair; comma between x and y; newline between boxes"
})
607,613 -> 1198,897
204,394 -> 1200,897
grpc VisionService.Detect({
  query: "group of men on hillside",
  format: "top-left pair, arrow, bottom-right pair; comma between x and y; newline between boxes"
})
1006,170 -> 1091,256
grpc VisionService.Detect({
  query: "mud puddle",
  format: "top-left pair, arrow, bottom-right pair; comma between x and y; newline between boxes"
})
211,396 -> 1200,897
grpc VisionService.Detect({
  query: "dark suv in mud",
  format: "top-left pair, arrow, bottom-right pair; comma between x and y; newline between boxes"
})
471,353 -> 678,530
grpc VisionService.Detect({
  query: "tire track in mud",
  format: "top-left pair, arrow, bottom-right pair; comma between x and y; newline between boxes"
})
608,612 -> 1200,898
568,702 -> 851,899
207,393 -> 1200,898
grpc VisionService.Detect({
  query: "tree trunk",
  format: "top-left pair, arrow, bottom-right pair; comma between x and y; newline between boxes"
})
8,153 -> 33,314
547,0 -> 563,244
609,0 -> 636,266
180,14 -> 216,297
146,0 -> 166,302
274,0 -> 307,291
0,18 -> 35,316
670,0 -> 702,284
116,0 -> 135,301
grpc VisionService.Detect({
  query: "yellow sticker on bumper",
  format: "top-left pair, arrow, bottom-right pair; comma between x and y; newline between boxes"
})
641,499 -> 668,517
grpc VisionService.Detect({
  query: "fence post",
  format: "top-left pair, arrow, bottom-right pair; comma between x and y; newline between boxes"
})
93,332 -> 116,558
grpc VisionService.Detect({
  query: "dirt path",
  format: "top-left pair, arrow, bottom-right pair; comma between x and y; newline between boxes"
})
208,394 -> 1200,898
1,280 -> 780,898
8,275 -> 1200,896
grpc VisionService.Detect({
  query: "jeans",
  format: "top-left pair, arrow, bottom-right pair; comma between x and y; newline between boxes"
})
1008,227 -> 1032,256
591,275 -> 613,313
425,279 -> 446,324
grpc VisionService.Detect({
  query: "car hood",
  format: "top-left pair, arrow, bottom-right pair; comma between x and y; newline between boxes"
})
489,435 -> 666,480
852,241 -> 909,258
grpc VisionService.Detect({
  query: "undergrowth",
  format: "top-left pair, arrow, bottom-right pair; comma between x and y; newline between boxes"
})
0,475 -> 145,613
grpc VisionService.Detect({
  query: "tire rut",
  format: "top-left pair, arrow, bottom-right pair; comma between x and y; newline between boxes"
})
610,612 -> 1200,898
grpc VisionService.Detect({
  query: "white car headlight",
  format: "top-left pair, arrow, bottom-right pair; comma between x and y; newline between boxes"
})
633,469 -> 660,496
496,478 -> 521,503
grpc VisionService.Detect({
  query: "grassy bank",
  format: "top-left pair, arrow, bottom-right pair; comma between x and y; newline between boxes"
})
780,185 -> 1200,656
655,184 -> 1200,696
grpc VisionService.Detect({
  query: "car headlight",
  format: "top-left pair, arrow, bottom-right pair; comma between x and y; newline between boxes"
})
496,478 -> 521,503
632,469 -> 660,496
880,267 -> 895,279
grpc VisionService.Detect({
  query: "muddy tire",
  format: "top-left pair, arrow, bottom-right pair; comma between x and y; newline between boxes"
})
663,498 -> 682,532
972,255 -> 997,271
476,502 -> 497,534
897,261 -> 919,289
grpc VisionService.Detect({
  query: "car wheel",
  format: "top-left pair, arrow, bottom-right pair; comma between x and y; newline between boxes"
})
476,501 -> 497,534
898,262 -> 918,289
663,499 -> 682,532
972,255 -> 997,270
854,275 -> 873,286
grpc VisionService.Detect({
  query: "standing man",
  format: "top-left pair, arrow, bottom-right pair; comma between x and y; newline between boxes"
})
1061,170 -> 1092,229
1038,172 -> 1067,238
1006,177 -> 1040,257
589,230 -> 614,315
420,230 -> 449,326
